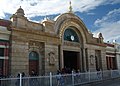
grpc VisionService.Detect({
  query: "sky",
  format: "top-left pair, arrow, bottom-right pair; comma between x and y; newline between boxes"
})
0,0 -> 120,43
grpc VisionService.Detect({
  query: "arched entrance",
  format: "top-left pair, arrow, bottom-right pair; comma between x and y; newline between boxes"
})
62,27 -> 81,72
29,51 -> 39,75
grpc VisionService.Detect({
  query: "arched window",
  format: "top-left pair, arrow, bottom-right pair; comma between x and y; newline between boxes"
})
29,51 -> 39,60
64,28 -> 79,42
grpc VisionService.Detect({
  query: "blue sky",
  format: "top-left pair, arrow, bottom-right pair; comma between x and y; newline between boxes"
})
0,0 -> 120,43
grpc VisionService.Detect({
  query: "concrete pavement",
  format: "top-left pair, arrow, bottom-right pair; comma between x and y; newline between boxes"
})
96,78 -> 120,86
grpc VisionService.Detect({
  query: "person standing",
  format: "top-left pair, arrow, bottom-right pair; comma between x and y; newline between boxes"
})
22,72 -> 25,86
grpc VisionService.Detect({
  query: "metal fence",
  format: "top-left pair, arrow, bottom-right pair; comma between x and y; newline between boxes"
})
0,70 -> 120,86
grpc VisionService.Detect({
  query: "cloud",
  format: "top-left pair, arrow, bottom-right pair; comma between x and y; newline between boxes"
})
86,12 -> 95,15
0,0 -> 120,19
0,9 -> 5,19
93,8 -> 120,43
104,0 -> 120,4
94,8 -> 120,27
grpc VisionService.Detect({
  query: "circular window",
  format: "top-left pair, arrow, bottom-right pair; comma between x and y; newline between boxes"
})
64,28 -> 79,42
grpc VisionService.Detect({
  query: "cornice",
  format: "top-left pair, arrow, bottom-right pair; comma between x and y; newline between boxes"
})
11,27 -> 59,38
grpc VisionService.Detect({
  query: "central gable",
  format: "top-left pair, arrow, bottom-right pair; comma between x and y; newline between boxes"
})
54,13 -> 89,44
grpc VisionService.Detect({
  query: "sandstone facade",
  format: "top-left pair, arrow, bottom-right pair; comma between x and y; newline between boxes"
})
9,7 -> 107,75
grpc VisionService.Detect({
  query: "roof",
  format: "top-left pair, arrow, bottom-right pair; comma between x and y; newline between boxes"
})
0,19 -> 11,27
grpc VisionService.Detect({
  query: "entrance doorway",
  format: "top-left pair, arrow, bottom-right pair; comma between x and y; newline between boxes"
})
29,51 -> 39,75
63,51 -> 79,72
0,59 -> 3,76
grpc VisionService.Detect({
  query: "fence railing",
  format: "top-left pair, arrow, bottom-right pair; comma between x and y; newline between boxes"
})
0,70 -> 120,86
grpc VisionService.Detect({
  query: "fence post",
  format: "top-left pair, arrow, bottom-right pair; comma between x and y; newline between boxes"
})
110,69 -> 112,78
50,72 -> 52,86
19,73 -> 22,86
100,70 -> 102,80
72,71 -> 74,86
89,70 -> 90,82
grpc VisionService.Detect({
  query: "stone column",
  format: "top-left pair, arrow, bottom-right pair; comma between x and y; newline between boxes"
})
83,48 -> 87,72
101,50 -> 107,70
85,48 -> 89,71
81,48 -> 86,72
79,51 -> 82,72
116,53 -> 120,69
80,48 -> 84,72
59,45 -> 64,70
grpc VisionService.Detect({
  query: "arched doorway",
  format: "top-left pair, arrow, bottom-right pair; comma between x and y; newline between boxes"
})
29,51 -> 39,75
62,27 -> 81,72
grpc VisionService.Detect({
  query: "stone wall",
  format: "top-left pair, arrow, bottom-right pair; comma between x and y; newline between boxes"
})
86,44 -> 106,71
45,44 -> 59,74
11,40 -> 29,75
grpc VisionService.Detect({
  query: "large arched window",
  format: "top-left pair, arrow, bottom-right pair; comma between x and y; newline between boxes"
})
64,28 -> 79,42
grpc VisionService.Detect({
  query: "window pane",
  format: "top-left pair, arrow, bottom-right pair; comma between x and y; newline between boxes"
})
29,51 -> 39,60
0,48 -> 4,56
64,28 -> 79,42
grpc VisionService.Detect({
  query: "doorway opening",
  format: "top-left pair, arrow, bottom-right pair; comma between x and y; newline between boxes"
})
0,59 -> 3,76
63,51 -> 79,72
29,51 -> 39,75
